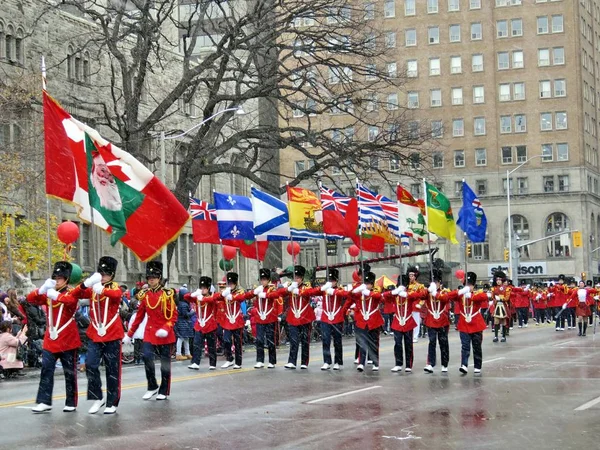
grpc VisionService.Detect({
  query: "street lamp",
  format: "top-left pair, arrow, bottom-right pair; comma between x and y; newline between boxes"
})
157,105 -> 246,279
507,154 -> 542,284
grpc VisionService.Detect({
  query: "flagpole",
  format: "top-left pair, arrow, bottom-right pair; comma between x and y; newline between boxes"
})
318,182 -> 329,283
396,183 -> 403,284
286,182 -> 296,268
356,179 -> 365,280
464,233 -> 469,277
42,56 -> 52,272
423,178 -> 434,282
250,185 -> 262,281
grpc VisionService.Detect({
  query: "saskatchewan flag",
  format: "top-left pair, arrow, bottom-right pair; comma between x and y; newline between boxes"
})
424,182 -> 458,244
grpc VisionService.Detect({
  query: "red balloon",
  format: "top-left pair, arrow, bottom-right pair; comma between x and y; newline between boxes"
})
222,245 -> 237,261
348,245 -> 360,258
352,270 -> 360,282
455,269 -> 465,281
286,242 -> 301,256
57,221 -> 80,244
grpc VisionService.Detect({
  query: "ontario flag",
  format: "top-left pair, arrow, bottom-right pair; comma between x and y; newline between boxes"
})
44,91 -> 189,261
319,184 -> 353,238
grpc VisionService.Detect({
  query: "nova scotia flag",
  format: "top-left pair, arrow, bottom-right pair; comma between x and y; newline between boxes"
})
251,187 -> 290,241
214,192 -> 255,240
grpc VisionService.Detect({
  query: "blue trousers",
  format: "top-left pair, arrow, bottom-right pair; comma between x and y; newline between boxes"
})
191,330 -> 216,366
288,323 -> 311,366
321,322 -> 343,365
393,329 -> 413,368
86,339 -> 122,407
223,328 -> 243,366
36,349 -> 78,407
459,331 -> 483,369
256,322 -> 277,364
355,327 -> 380,366
427,326 -> 449,367
143,342 -> 172,396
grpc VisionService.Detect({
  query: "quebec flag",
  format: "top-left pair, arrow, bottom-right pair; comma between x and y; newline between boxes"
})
457,181 -> 487,243
214,192 -> 255,241
251,187 -> 290,241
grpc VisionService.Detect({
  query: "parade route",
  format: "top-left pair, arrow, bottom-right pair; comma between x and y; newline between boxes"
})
1,324 -> 600,449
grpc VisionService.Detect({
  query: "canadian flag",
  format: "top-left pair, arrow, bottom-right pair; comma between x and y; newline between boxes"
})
43,91 -> 189,261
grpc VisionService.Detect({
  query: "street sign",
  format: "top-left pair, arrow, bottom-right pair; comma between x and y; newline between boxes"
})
326,240 -> 337,256
573,231 -> 582,248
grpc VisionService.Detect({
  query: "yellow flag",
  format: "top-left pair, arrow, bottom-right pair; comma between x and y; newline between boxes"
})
425,182 -> 458,244
286,186 -> 323,239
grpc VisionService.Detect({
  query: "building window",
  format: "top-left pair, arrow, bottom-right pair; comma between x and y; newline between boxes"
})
455,181 -> 463,196
429,27 -> 440,44
429,58 -> 441,76
502,178 -> 514,194
471,22 -> 482,40
384,0 -> 396,17
473,86 -> 484,103
500,115 -> 512,133
367,126 -> 379,142
407,91 -> 419,108
475,180 -> 487,196
511,18 -> 523,36
452,87 -> 463,105
474,117 -> 486,135
514,114 -> 527,132
387,93 -> 399,110
537,16 -> 549,34
516,145 -> 527,163
428,0 -> 439,13
472,53 -> 483,71
410,183 -> 422,198
517,177 -> 528,195
553,47 -> 564,65
557,143 -> 569,161
546,213 -> 571,258
497,20 -> 508,38
502,146 -> 513,164
555,111 -> 567,130
506,215 -> 530,244
475,148 -> 487,166
364,3 -> 375,20
450,24 -> 461,42
433,152 -> 444,168
541,144 -> 553,162
431,120 -> 444,138
512,50 -> 524,68
470,242 -> 490,261
365,63 -> 377,80
554,79 -> 566,97
454,150 -> 465,167
499,83 -> 511,101
80,223 -> 91,269
405,0 -> 416,16
295,160 -> 306,176
552,15 -> 563,33
387,62 -> 397,78
448,0 -> 460,11
470,0 -> 481,9
558,175 -> 569,192
498,52 -> 509,70
405,29 -> 417,46
451,56 -> 462,74
390,157 -> 400,171
539,80 -> 551,98
430,89 -> 442,107
543,176 -> 554,192
513,82 -> 525,100
385,32 -> 396,48
407,60 -> 418,77
540,112 -> 552,131
453,118 -> 464,136
538,48 -> 550,66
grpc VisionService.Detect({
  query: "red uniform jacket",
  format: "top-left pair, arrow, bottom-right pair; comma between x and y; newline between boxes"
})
321,287 -> 350,324
549,283 -> 569,308
532,290 -> 547,309
511,287 -> 530,309
285,283 -> 318,326
570,288 -> 596,316
71,281 -> 124,342
447,289 -> 489,333
184,292 -> 220,333
128,287 -> 178,345
344,289 -> 384,330
382,292 -> 420,332
217,288 -> 252,330
251,285 -> 286,325
27,287 -> 81,353
424,289 -> 451,328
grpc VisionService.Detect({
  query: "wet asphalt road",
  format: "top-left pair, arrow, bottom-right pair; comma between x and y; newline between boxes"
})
1,323 -> 600,450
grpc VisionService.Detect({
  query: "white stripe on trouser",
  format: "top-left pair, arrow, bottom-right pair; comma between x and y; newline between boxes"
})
412,312 -> 421,335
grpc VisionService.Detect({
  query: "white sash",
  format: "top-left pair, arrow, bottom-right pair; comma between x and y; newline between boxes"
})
48,303 -> 74,341
394,299 -> 410,326
197,298 -> 213,328
91,292 -> 119,337
323,293 -> 341,322
291,294 -> 309,319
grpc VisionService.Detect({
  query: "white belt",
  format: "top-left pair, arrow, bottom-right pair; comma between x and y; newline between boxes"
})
49,304 -> 74,340
258,297 -> 274,321
92,312 -> 120,337
291,296 -> 309,319
324,295 -> 341,322
198,313 -> 213,328
461,310 -> 481,323
226,309 -> 241,324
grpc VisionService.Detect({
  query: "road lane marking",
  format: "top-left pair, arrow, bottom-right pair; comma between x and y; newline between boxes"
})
574,395 -> 600,411
482,357 -> 505,364
552,340 -> 576,346
306,386 -> 382,404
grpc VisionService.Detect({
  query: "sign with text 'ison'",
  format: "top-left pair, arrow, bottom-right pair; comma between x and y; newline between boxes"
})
487,262 -> 548,277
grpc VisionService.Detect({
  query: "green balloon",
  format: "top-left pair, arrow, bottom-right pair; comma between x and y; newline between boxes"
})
244,240 -> 254,245
70,263 -> 82,285
219,259 -> 234,271
358,256 -> 368,262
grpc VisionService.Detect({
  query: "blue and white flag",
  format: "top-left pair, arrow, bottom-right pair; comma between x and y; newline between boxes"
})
251,187 -> 290,241
214,192 -> 255,240
457,181 -> 487,243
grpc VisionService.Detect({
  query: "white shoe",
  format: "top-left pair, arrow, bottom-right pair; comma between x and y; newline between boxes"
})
267,363 -> 276,369
459,365 -> 468,375
284,363 -> 296,369
321,363 -> 331,370
357,364 -> 364,372
188,363 -> 200,370
441,366 -> 448,373
142,389 -> 159,400
233,364 -> 242,369
353,358 -> 359,364
405,367 -> 412,373
333,363 -> 341,370
474,368 -> 481,375
424,365 -> 433,374
372,366 -> 379,371
221,361 -> 234,369
518,325 -> 522,329
524,324 -> 528,328
391,366 -> 402,373
254,362 -> 264,369
63,406 -> 76,412
300,364 -> 308,369
413,337 -> 418,343
103,406 -> 118,415
367,360 -> 373,365
209,366 -> 216,371
156,394 -> 167,401
88,398 -> 106,414
32,403 -> 52,413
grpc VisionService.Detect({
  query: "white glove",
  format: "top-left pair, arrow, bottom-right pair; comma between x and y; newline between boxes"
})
487,292 -> 492,299
292,288 -> 300,295
399,291 -> 408,298
122,335 -> 132,345
253,286 -> 263,296
464,292 -> 472,299
84,272 -> 102,288
561,303 -> 567,310
92,283 -> 104,295
326,288 -> 335,296
191,289 -> 202,298
155,328 -> 168,338
321,282 -> 332,291
245,319 -> 251,327
488,300 -> 494,307
46,288 -> 59,300
398,285 -> 406,292
258,292 -> 267,299
288,281 -> 298,292
428,282 -> 437,294
594,296 -> 599,301
458,286 -> 470,296
39,278 -> 56,295
536,294 -> 542,300
391,288 -> 401,296
222,288 -> 231,298
548,293 -> 554,297
494,295 -> 501,301
282,281 -> 290,289
225,294 -> 233,301
278,316 -> 282,322
352,284 -> 367,294
345,284 -> 353,292
362,289 -> 370,297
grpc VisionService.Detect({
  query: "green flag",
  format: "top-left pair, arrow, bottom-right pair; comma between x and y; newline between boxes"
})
425,181 -> 458,244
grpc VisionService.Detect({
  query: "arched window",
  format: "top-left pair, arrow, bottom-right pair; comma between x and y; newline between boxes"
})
505,214 -> 530,259
15,27 -> 24,64
83,51 -> 90,83
0,21 -> 6,59
67,45 -> 74,79
5,25 -> 14,61
546,213 -> 571,258
592,213 -> 596,250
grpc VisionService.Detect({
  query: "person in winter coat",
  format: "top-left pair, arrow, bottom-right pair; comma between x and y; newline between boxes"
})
0,321 -> 28,376
127,299 -> 146,365
174,293 -> 194,360
21,299 -> 46,368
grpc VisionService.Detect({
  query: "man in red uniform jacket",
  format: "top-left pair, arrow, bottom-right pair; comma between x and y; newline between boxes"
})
512,280 -> 531,328
186,276 -> 220,371
71,256 -> 123,415
423,269 -> 451,374
550,275 -> 569,330
447,272 -> 490,375
318,268 -> 350,370
28,261 -> 81,413
125,261 -> 178,401
218,272 -> 252,369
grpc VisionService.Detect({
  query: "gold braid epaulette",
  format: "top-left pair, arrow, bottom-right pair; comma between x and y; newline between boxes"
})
372,286 -> 382,293
135,289 -> 148,300
303,281 -> 312,288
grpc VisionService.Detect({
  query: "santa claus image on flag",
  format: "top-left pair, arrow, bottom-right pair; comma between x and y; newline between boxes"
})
91,155 -> 123,212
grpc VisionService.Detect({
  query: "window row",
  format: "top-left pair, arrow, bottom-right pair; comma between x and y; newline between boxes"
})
66,45 -> 92,84
406,54 -> 485,76
0,21 -> 25,65
447,144 -> 569,168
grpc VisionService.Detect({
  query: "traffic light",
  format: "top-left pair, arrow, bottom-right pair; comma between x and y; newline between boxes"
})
503,248 -> 509,261
466,243 -> 472,257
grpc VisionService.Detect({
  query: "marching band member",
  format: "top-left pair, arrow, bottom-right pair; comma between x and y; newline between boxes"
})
253,268 -> 286,369
319,268 -> 349,370
512,280 -> 531,328
447,272 -> 489,375
532,283 -> 548,325
423,269 -> 450,374
549,275 -> 569,330
186,276 -> 219,370
570,280 -> 596,337
218,272 -> 251,369
70,256 -> 123,414
406,267 -> 427,343
124,261 -> 178,401
284,265 -> 320,369
491,271 -> 510,343
27,261 -> 81,413
344,271 -> 384,372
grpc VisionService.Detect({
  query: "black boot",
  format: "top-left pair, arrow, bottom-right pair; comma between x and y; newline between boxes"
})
583,322 -> 587,336
493,324 -> 499,342
578,322 -> 582,336
501,326 -> 507,342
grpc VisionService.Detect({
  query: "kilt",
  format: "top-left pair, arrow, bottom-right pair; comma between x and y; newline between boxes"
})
576,302 -> 591,317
